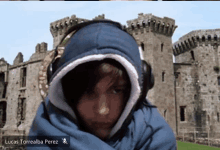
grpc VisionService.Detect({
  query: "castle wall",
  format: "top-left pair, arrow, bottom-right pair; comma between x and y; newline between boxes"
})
3,45 -> 48,136
174,64 -> 197,134
175,51 -> 192,63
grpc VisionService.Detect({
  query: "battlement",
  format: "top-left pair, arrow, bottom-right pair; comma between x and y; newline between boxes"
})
13,52 -> 23,65
50,15 -> 89,38
173,29 -> 220,56
126,13 -> 177,37
50,14 -> 105,39
92,14 -> 105,20
35,42 -> 47,53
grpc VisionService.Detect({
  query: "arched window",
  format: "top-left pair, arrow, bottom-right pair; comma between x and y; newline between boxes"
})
20,67 -> 27,87
217,112 -> 219,122
137,23 -> 140,29
153,20 -> 156,27
208,35 -> 211,41
141,42 -> 144,51
142,21 -> 145,28
161,43 -> 164,52
214,35 -> 218,41
196,36 -> 200,42
190,51 -> 195,61
202,36 -> 205,42
148,20 -> 151,27
157,21 -> 160,31
131,23 -> 134,30
180,106 -> 186,121
162,71 -> 165,82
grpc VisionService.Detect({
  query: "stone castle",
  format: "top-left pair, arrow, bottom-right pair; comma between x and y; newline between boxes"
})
0,13 -> 220,141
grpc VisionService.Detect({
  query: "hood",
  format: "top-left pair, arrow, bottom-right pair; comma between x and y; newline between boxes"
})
48,22 -> 143,138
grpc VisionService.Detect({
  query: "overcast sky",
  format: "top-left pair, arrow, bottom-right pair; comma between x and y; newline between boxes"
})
1,2 -> 220,65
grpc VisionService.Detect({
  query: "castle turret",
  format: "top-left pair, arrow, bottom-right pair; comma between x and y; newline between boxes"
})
50,14 -> 106,49
126,13 -> 178,136
50,15 -> 79,49
173,29 -> 220,138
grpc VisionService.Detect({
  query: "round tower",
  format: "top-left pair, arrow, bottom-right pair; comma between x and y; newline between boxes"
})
126,13 -> 178,135
173,29 -> 220,138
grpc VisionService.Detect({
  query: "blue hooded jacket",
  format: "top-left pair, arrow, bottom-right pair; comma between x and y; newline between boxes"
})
28,22 -> 177,150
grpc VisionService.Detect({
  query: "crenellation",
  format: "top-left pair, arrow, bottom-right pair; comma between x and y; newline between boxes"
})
35,43 -> 40,53
50,14 -> 106,49
174,30 -> 220,56
13,52 -> 23,65
40,42 -> 47,53
93,14 -> 105,20
127,14 -> 177,37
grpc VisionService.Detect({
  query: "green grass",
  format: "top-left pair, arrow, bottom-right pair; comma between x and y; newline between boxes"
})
177,141 -> 220,150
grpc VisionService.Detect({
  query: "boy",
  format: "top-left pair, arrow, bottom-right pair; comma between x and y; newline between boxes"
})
28,20 -> 177,149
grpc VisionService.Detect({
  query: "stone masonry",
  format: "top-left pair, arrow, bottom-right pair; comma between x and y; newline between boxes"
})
0,13 -> 219,145
173,29 -> 220,139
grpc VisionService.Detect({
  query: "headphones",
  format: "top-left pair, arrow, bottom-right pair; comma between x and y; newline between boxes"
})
47,19 -> 155,108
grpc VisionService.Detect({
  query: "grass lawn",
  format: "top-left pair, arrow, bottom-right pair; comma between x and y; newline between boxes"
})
177,141 -> 220,150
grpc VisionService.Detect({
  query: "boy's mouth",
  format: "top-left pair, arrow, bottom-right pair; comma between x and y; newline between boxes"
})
91,122 -> 113,129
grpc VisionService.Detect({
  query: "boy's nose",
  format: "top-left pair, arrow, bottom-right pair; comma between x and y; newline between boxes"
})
98,94 -> 109,115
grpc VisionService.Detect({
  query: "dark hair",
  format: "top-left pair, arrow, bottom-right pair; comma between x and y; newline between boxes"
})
61,58 -> 131,108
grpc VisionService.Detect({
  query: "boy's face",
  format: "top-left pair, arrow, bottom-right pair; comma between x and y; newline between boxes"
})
76,74 -> 128,140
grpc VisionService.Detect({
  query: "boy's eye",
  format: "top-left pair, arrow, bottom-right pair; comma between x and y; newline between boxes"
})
112,88 -> 124,94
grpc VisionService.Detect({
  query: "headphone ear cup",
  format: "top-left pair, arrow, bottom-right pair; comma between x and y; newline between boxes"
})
47,63 -> 53,84
141,61 -> 154,97
147,63 -> 154,90
150,72 -> 154,89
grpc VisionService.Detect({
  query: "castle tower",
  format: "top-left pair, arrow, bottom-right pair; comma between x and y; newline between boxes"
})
50,14 -> 105,49
126,13 -> 178,135
173,29 -> 220,138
